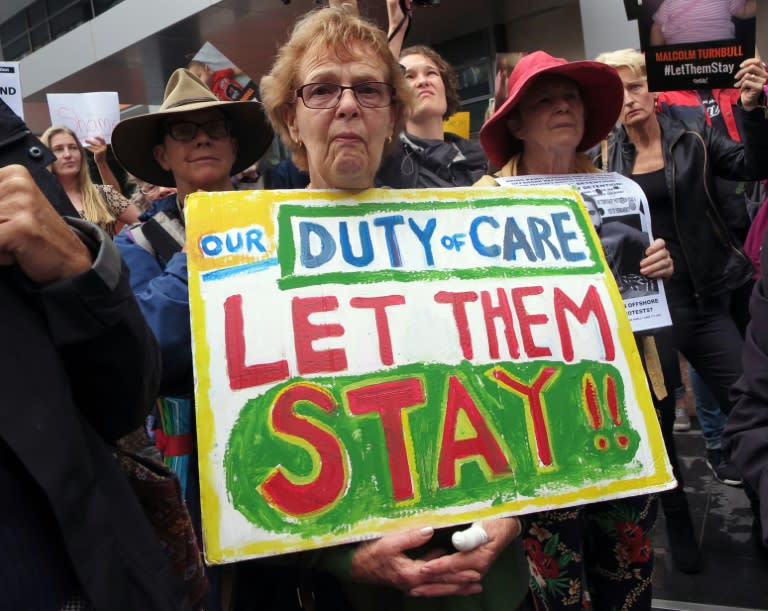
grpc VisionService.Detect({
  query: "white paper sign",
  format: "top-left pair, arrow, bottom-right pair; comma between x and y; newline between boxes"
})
0,62 -> 23,120
46,92 -> 120,144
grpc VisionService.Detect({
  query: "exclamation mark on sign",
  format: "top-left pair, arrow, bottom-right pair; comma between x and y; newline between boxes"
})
582,373 -> 629,451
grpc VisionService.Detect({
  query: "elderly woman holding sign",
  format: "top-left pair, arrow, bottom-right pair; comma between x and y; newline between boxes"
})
259,7 -> 529,610
476,51 -> 673,610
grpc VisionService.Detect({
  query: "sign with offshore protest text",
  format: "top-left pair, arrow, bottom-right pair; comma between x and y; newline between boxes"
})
185,186 -> 675,563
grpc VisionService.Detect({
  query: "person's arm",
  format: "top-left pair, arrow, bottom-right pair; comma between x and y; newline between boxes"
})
386,0 -> 411,58
733,0 -> 756,19
0,164 -> 160,441
639,238 -> 674,279
328,0 -> 359,12
725,232 -> 768,548
649,22 -> 666,46
735,57 -> 768,111
100,184 -> 141,224
114,229 -> 192,396
85,136 -> 123,193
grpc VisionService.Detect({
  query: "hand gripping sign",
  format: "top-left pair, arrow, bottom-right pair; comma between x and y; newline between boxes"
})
185,186 -> 675,563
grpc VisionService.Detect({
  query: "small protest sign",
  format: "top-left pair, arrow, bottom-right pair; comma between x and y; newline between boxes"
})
634,0 -> 757,91
0,62 -> 23,119
186,186 -> 675,563
188,42 -> 258,102
46,92 -> 120,144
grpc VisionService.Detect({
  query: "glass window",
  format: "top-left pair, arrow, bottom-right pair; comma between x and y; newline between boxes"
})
0,12 -> 29,45
2,36 -> 31,61
30,23 -> 50,50
26,1 -> 48,27
49,2 -> 88,37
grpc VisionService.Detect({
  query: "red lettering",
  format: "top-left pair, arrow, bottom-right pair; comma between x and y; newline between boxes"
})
346,378 -> 425,501
434,291 -> 478,359
553,285 -> 614,362
292,296 -> 348,374
511,286 -> 551,358
490,366 -> 558,467
437,376 -> 511,488
350,295 -> 406,366
260,384 -> 346,515
224,294 -> 289,390
480,289 -> 520,360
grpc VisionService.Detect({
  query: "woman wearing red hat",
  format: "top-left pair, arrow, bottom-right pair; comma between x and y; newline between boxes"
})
476,51 -> 673,611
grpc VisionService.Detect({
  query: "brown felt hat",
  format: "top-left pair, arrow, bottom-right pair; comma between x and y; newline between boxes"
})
112,68 -> 273,187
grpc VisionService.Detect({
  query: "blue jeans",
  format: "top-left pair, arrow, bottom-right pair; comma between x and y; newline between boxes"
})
689,365 -> 727,450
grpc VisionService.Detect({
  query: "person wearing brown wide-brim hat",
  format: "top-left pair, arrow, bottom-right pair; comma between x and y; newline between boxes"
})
113,69 -> 272,610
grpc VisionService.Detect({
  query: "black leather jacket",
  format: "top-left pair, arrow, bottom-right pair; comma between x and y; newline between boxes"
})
590,109 -> 768,299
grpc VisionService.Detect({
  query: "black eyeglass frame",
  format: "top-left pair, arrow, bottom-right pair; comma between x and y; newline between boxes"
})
294,81 -> 396,109
163,118 -> 233,142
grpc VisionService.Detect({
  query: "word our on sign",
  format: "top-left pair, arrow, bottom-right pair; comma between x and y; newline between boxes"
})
186,186 -> 674,563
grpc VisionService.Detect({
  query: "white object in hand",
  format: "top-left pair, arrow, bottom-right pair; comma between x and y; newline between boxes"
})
452,522 -> 488,551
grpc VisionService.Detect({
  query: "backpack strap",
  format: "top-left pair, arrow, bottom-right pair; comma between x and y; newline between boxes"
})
127,208 -> 186,261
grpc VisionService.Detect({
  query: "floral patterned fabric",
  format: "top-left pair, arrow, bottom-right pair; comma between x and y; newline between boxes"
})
524,494 -> 657,610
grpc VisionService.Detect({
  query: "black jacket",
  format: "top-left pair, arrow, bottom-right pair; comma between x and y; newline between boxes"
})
590,109 -> 768,298
724,231 -> 768,549
0,99 -> 189,610
376,131 -> 488,188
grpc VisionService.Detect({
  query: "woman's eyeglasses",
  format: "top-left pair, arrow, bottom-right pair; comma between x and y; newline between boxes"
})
295,82 -> 395,109
164,118 -> 231,142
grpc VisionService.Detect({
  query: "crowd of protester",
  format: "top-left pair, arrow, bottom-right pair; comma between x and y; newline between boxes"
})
4,0 -> 768,609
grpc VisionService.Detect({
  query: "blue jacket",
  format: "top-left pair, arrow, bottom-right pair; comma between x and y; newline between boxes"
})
115,195 -> 192,396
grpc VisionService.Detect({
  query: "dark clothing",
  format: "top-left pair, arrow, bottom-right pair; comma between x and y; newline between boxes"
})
725,232 -> 768,548
590,110 -> 768,299
0,219 -> 188,611
376,132 -> 488,188
0,98 -> 188,611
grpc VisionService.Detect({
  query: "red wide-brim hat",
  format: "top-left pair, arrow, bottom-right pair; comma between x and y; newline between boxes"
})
480,51 -> 624,168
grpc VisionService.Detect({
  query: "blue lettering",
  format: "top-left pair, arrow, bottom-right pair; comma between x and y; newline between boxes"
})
470,216 -> 501,257
246,229 -> 267,253
502,217 -> 535,262
373,215 -> 405,267
299,221 -> 336,268
551,212 -> 585,261
200,235 -> 223,256
408,218 -> 437,266
226,231 -> 243,253
339,221 -> 374,267
527,216 -> 560,261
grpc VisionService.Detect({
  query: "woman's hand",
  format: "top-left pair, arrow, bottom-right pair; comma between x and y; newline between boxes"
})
85,136 -> 109,166
639,238 -> 673,279
410,517 -> 522,597
349,526 -> 440,591
735,57 -> 767,112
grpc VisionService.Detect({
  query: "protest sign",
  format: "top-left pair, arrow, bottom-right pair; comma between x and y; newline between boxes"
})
186,186 -> 675,563
0,62 -> 23,119
632,0 -> 756,91
189,41 -> 258,102
497,173 -> 672,333
46,92 -> 120,144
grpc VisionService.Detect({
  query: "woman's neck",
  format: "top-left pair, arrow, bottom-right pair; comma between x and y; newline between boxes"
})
58,173 -> 79,193
519,148 -> 577,175
624,115 -> 661,149
407,114 -> 445,141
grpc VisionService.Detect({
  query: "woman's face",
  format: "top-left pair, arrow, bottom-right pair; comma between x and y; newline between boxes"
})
286,44 -> 395,190
401,53 -> 447,121
49,132 -> 82,178
616,67 -> 655,128
509,74 -> 585,154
